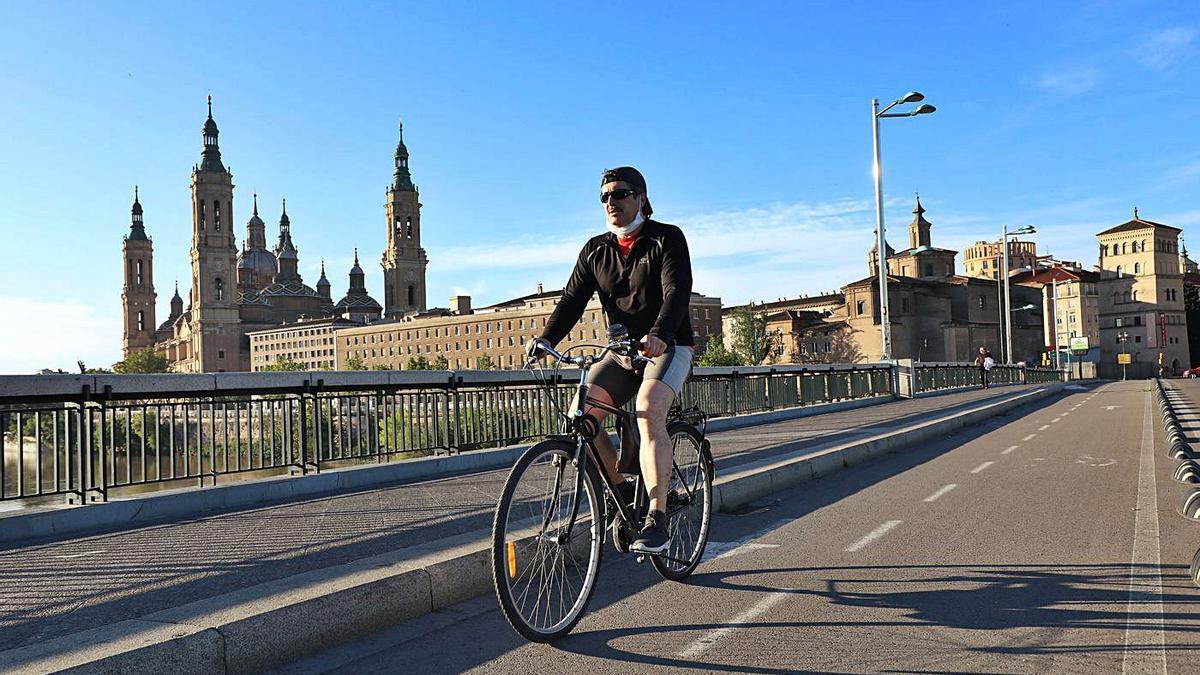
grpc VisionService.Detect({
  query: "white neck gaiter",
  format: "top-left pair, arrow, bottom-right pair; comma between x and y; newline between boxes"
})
606,211 -> 645,239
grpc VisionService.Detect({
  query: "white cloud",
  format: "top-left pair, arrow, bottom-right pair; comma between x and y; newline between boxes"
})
1136,27 -> 1198,70
1164,159 -> 1200,186
1035,67 -> 1100,96
0,298 -> 123,374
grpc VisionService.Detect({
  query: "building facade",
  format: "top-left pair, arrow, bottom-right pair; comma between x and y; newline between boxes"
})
1013,267 -> 1101,365
334,289 -> 724,371
962,237 -> 1039,280
1096,211 -> 1190,377
248,317 -> 360,371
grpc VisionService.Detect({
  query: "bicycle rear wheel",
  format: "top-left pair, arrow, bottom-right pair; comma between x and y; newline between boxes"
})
491,438 -> 603,642
652,422 -> 713,581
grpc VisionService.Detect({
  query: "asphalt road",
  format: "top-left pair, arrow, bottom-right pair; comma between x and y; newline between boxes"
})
277,380 -> 1200,674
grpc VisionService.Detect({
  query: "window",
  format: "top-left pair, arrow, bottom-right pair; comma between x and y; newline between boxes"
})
199,200 -> 205,229
1134,262 -> 1141,274
924,263 -> 934,276
1135,335 -> 1142,343
1116,265 -> 1123,277
407,285 -> 415,306
978,296 -> 987,310
856,300 -> 865,315
137,311 -> 144,331
1132,291 -> 1138,302
1133,315 -> 1142,326
406,217 -> 413,238
136,260 -> 144,285
215,277 -> 224,301
218,349 -> 225,359
1101,244 -> 1108,257
214,200 -> 221,231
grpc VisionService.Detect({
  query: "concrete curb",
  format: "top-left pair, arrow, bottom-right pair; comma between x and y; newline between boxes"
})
0,383 -> 1064,674
0,395 -> 893,547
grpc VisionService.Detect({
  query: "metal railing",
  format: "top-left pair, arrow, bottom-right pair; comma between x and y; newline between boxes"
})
0,364 -> 892,503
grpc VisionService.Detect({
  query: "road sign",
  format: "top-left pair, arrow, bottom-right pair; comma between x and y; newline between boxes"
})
1117,353 -> 1132,365
1069,337 -> 1089,352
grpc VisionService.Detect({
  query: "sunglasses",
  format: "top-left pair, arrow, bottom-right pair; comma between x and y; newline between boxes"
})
600,188 -> 638,204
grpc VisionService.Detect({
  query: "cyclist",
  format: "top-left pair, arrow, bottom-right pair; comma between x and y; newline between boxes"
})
526,166 -> 695,555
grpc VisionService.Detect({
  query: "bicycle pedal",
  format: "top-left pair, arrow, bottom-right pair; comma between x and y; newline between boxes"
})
635,554 -> 646,564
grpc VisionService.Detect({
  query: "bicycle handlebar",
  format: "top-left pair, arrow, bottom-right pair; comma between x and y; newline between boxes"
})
525,337 -> 654,369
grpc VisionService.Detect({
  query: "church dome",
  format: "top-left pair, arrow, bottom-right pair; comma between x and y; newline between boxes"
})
237,248 -> 278,281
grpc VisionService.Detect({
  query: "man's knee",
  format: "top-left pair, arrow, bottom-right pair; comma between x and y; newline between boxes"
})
635,381 -> 675,427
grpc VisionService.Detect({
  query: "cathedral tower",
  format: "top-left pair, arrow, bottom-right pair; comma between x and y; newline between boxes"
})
188,96 -> 240,372
121,186 -> 157,356
381,119 -> 429,317
908,195 -> 932,250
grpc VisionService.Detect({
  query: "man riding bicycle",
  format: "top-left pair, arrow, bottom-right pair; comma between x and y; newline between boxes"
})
526,166 -> 694,556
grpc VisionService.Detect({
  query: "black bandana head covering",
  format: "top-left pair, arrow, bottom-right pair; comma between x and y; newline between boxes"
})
601,166 -> 653,217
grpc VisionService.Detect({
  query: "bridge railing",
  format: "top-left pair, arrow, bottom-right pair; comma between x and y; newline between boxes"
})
0,361 -> 1063,504
0,364 -> 893,503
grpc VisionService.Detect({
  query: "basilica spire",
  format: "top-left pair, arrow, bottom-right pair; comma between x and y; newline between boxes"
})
199,95 -> 226,173
391,118 -> 416,192
128,185 -> 149,241
273,198 -> 301,283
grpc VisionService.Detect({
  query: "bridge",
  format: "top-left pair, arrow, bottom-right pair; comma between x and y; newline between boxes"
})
4,366 -> 1195,673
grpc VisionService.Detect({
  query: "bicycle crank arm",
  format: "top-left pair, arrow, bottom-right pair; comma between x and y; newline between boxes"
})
634,552 -> 694,566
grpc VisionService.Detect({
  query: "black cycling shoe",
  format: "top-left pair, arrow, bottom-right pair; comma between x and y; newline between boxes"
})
605,480 -> 636,526
630,510 -> 670,555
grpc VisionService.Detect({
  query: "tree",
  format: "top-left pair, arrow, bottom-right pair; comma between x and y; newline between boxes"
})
728,305 -> 779,366
262,357 -> 306,372
371,363 -> 392,370
406,356 -> 431,370
697,334 -> 744,366
475,355 -> 496,370
344,356 -> 367,371
111,349 -> 168,374
431,355 -> 450,370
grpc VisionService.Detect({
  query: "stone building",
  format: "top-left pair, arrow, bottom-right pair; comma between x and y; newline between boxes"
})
1013,267 -> 1101,365
334,288 -> 724,371
120,98 -> 393,372
962,236 -> 1039,280
248,316 -> 360,371
725,196 -> 1045,365
1095,210 -> 1190,377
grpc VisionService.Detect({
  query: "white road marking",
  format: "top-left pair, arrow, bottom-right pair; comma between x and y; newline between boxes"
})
1002,445 -> 1019,455
55,550 -> 106,560
970,461 -> 994,474
844,520 -> 902,552
1062,412 -> 1070,416
1122,391 -> 1165,674
1023,434 -> 1037,441
1105,405 -> 1122,411
678,590 -> 792,659
1051,417 -> 1061,423
703,541 -> 780,562
923,484 -> 958,502
1038,424 -> 1051,431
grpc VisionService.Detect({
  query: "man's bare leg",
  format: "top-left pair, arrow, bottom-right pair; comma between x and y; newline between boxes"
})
635,380 -> 676,513
577,385 -> 623,484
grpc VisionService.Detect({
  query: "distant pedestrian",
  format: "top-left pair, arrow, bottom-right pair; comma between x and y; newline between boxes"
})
976,346 -> 994,389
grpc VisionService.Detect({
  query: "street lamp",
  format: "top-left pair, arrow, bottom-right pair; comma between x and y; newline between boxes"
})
872,91 -> 936,361
1117,331 -> 1131,380
1000,224 -> 1036,363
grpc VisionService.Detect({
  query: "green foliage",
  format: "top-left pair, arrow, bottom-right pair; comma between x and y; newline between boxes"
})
112,349 -> 169,374
431,355 -> 450,370
344,356 -> 367,371
697,334 -> 744,366
728,305 -> 779,366
475,355 -> 496,370
371,363 -> 392,370
262,357 -> 306,372
405,356 -> 431,370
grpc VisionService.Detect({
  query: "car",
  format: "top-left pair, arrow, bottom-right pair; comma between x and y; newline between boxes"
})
1183,367 -> 1200,379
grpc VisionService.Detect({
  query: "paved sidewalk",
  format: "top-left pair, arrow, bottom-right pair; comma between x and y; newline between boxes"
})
0,383 -> 1051,652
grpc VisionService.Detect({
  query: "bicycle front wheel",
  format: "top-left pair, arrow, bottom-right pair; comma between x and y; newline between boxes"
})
491,438 -> 603,642
652,422 -> 713,581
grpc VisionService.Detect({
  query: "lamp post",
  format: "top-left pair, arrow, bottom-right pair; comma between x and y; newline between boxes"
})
1001,224 -> 1036,363
1117,331 -> 1130,380
872,91 -> 936,361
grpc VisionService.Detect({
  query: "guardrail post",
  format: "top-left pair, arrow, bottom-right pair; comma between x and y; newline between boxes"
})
450,374 -> 462,453
766,369 -> 776,411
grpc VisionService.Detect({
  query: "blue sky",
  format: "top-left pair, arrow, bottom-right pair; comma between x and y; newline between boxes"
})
0,1 -> 1197,373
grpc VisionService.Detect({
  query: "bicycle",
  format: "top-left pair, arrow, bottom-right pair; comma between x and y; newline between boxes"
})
490,325 -> 715,642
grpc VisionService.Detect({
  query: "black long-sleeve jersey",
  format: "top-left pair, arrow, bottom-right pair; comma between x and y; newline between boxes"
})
541,219 -> 695,348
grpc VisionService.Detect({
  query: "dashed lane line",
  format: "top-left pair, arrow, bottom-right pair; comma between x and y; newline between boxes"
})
1023,434 -> 1037,441
923,484 -> 958,502
1051,417 -> 1061,423
844,520 -> 902,552
970,461 -> 994,474
1038,425 -> 1051,431
678,590 -> 793,659
1002,445 -> 1019,455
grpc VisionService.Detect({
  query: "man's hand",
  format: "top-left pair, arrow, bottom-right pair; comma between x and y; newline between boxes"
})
640,335 -> 667,358
525,337 -> 549,361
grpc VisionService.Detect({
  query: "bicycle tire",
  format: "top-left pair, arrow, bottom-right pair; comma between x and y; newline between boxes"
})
491,438 -> 604,642
651,422 -> 713,581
